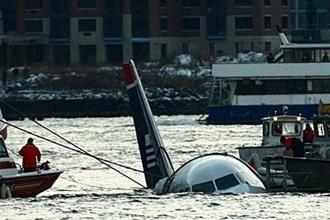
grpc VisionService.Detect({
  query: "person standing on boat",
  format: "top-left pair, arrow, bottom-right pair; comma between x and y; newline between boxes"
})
281,136 -> 304,157
303,124 -> 315,144
19,138 -> 41,172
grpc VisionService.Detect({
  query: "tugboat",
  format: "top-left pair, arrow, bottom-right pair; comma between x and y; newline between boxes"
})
238,105 -> 330,192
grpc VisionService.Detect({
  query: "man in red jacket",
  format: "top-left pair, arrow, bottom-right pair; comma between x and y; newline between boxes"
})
19,138 -> 41,172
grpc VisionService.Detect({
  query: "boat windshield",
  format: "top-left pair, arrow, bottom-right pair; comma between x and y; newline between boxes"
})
0,139 -> 8,157
272,122 -> 301,136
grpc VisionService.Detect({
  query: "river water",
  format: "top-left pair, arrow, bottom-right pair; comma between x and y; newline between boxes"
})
1,115 -> 329,219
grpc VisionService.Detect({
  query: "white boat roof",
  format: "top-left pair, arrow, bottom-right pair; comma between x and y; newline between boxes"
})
261,115 -> 306,122
281,43 -> 330,49
212,63 -> 330,78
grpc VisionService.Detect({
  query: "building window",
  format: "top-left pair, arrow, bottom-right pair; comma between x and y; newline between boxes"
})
182,43 -> 189,53
25,45 -> 44,63
161,44 -> 167,59
264,0 -> 271,6
53,45 -> 70,65
50,17 -> 70,38
181,0 -> 200,7
50,0 -> 69,12
79,45 -> 96,64
160,0 -> 166,7
78,19 -> 96,32
209,43 -> 215,57
281,0 -> 288,6
131,0 -> 149,37
234,0 -> 252,6
281,16 -> 289,29
106,45 -> 123,64
25,0 -> 43,10
160,17 -> 168,32
26,20 -> 43,33
104,0 -> 122,13
78,0 -> 95,9
265,42 -> 271,52
264,16 -> 271,29
235,17 -> 253,29
236,42 -> 254,53
104,16 -> 122,38
181,17 -> 200,31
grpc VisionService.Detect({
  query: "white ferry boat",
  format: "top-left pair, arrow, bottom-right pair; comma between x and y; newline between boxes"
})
205,31 -> 330,124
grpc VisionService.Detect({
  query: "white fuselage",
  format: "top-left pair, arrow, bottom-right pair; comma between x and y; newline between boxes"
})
155,154 -> 265,194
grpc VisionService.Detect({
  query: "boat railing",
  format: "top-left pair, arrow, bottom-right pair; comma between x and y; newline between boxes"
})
263,156 -> 318,192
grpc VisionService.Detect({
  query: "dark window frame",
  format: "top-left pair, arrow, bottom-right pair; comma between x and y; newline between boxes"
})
181,0 -> 200,7
181,16 -> 200,31
78,19 -> 96,32
235,16 -> 253,30
25,20 -> 43,33
264,16 -> 272,29
234,0 -> 253,7
160,16 -> 168,32
25,0 -> 43,10
78,0 -> 96,9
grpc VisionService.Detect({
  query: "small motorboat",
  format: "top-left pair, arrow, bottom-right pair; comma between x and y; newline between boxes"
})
0,138 -> 62,198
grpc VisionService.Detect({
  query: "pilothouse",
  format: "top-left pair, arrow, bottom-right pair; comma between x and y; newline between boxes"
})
122,60 -> 266,194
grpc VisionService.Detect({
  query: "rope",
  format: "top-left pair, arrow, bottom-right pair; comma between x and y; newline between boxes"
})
0,99 -> 163,187
0,119 -> 147,189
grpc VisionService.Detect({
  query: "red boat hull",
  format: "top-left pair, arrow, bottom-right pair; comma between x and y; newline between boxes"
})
1,170 -> 62,198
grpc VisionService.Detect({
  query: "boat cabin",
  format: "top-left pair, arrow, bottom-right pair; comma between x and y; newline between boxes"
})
313,115 -> 330,149
0,137 -> 18,176
261,115 -> 306,147
281,44 -> 330,63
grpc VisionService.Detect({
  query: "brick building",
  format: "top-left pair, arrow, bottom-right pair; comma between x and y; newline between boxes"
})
0,0 -> 317,66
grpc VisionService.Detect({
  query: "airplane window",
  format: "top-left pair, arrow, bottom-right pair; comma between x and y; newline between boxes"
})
192,181 -> 215,193
0,139 -> 8,157
236,172 -> 260,187
215,174 -> 240,190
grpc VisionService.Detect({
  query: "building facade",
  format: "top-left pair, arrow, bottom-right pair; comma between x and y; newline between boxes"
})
0,0 -> 296,66
290,0 -> 330,43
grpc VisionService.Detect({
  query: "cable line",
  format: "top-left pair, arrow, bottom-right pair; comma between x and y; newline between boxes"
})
0,119 -> 146,189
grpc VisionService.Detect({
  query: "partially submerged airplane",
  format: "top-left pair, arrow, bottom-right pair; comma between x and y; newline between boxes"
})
122,60 -> 266,194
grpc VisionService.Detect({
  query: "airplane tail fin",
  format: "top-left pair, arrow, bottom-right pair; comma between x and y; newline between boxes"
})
276,25 -> 290,45
122,60 -> 174,189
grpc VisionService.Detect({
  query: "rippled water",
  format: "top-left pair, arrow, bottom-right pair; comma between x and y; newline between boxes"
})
2,116 -> 330,219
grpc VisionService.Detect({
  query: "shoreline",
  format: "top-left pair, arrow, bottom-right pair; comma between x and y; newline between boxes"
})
1,98 -> 208,120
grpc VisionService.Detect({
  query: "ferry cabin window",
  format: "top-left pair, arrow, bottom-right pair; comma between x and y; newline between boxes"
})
215,174 -> 240,190
272,122 -> 301,136
235,79 -> 306,95
192,181 -> 215,193
0,139 -> 8,157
